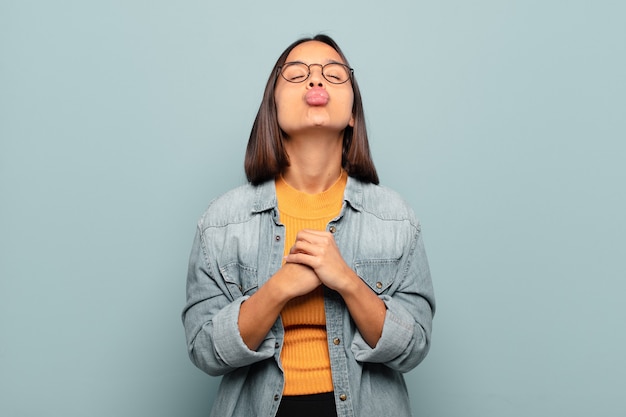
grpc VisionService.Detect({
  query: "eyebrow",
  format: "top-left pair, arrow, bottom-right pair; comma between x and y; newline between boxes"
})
285,59 -> 346,65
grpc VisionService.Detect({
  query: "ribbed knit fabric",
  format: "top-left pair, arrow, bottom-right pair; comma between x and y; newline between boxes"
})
276,170 -> 347,396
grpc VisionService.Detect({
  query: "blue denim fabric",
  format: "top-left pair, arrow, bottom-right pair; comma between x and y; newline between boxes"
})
182,177 -> 435,417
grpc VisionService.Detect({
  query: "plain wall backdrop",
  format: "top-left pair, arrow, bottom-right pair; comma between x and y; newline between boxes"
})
1,1 -> 624,416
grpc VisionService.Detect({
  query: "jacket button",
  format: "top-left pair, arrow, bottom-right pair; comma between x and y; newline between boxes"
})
275,342 -> 280,349
329,226 -> 336,233
275,235 -> 281,241
339,393 -> 347,401
333,338 -> 341,345
376,281 -> 383,289
274,394 -> 280,401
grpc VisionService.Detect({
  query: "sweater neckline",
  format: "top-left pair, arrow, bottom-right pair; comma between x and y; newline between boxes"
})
276,170 -> 347,219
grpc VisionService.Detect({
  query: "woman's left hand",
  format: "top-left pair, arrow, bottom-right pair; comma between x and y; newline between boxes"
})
284,228 -> 387,348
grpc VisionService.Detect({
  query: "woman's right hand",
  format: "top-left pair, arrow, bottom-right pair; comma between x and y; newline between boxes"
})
274,262 -> 322,299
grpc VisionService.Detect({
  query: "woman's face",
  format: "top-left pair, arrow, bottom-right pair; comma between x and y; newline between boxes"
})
274,41 -> 355,138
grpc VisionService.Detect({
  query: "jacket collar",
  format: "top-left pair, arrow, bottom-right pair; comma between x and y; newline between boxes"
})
251,176 -> 365,214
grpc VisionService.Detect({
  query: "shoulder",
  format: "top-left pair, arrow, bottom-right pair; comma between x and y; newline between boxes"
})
197,181 -> 272,230
348,179 -> 421,228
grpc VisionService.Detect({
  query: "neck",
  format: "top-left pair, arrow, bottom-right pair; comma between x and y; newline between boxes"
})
282,131 -> 344,194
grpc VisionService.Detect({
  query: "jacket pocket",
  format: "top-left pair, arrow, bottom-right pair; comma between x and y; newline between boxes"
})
354,259 -> 400,295
219,262 -> 258,299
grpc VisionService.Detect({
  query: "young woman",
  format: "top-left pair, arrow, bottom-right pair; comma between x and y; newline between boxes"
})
182,34 -> 435,417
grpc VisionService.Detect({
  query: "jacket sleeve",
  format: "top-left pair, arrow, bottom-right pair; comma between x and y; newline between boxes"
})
351,224 -> 435,372
181,226 -> 277,376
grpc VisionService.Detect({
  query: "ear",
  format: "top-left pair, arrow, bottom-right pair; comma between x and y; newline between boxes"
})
348,114 -> 355,127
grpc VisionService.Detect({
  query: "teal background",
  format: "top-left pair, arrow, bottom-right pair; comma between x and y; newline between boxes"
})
1,1 -> 624,416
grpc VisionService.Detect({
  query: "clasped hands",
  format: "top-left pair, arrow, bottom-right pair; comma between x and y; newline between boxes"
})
281,229 -> 358,298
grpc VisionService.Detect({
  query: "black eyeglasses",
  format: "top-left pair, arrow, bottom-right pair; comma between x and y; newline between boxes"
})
278,62 -> 353,84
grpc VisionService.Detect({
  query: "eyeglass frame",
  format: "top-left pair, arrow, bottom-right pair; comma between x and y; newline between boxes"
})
277,61 -> 354,85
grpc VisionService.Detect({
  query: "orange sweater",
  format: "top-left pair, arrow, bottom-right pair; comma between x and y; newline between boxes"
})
276,171 -> 347,395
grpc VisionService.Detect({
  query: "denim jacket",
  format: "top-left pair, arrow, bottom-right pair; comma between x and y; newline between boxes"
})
182,176 -> 435,417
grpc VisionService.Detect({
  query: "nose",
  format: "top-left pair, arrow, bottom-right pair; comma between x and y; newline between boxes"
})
307,64 -> 324,87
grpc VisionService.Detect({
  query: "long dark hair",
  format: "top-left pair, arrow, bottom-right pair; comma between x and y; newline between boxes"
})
244,34 -> 379,185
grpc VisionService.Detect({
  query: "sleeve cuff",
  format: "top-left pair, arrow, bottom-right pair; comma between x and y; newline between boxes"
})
351,295 -> 414,363
212,296 -> 276,367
